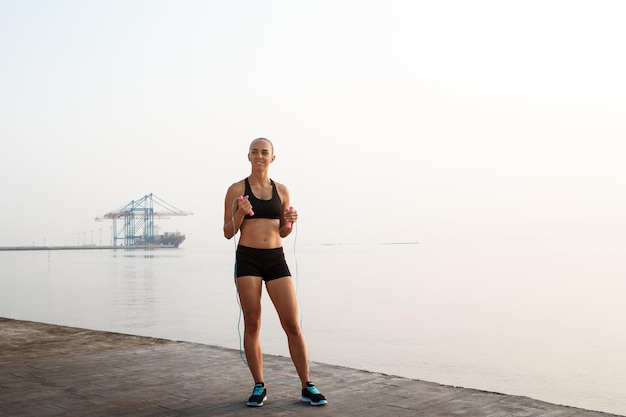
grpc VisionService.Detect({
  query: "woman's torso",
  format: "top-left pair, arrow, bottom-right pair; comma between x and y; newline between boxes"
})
239,178 -> 283,249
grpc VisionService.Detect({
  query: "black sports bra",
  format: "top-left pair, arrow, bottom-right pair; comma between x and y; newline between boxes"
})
243,178 -> 282,220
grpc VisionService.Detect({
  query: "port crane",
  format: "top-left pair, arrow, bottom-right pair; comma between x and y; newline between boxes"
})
95,193 -> 192,247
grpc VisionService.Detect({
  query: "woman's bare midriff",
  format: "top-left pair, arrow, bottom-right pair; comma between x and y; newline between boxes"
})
238,218 -> 282,248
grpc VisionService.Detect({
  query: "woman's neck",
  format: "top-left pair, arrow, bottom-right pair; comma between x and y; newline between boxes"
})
248,172 -> 270,186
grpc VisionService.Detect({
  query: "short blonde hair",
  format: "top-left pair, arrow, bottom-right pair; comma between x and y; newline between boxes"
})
249,137 -> 274,154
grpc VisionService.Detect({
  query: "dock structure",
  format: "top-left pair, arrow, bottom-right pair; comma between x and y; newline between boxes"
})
0,318 -> 621,417
95,193 -> 191,247
0,245 -> 180,251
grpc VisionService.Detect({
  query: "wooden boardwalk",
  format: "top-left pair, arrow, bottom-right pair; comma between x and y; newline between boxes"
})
0,318 -> 621,417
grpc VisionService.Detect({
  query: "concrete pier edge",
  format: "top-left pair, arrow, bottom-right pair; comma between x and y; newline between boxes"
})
0,317 -> 622,417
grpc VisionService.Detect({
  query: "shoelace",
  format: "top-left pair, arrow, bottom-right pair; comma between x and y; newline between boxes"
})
252,385 -> 265,396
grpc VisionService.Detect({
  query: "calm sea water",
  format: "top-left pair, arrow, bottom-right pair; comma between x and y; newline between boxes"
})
1,240 -> 625,415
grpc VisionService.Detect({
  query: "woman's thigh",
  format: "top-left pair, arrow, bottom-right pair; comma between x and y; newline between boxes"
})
236,276 -> 263,318
266,276 -> 299,327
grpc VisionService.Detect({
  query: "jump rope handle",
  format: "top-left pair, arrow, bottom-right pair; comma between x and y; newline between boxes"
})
285,206 -> 294,229
238,196 -> 254,216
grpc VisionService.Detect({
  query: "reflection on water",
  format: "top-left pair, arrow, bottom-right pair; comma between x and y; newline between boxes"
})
0,241 -> 625,415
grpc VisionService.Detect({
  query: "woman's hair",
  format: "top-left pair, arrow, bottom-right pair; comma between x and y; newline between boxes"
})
250,137 -> 274,154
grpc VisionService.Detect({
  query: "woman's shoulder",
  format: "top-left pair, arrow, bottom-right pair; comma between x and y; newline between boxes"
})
226,179 -> 246,195
272,179 -> 289,194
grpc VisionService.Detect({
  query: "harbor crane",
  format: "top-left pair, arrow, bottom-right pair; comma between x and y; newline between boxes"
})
95,193 -> 192,247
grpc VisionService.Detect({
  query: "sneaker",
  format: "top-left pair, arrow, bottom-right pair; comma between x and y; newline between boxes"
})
246,382 -> 267,407
301,381 -> 327,406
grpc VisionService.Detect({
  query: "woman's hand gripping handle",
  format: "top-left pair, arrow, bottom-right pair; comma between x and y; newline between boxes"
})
285,206 -> 295,229
238,196 -> 254,217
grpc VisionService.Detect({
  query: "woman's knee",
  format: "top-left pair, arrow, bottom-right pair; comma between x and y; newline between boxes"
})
243,312 -> 262,334
281,319 -> 301,337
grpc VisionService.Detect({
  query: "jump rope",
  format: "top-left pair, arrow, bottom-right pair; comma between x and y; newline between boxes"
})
230,196 -> 302,382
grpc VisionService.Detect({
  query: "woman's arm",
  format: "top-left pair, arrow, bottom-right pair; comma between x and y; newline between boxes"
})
223,182 -> 250,239
277,182 -> 297,238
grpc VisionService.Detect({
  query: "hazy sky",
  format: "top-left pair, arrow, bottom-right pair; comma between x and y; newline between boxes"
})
1,0 -> 625,248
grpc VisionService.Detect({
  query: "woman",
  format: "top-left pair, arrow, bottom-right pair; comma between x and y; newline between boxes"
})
223,138 -> 327,407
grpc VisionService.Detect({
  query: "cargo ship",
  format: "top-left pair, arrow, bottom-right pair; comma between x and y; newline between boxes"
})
133,232 -> 186,248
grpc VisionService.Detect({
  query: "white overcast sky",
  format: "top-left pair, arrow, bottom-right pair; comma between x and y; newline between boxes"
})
1,0 -> 625,248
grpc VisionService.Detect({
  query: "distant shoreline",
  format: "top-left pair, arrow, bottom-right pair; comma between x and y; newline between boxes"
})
320,241 -> 419,246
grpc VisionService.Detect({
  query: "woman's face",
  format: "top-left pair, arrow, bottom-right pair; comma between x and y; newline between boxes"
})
248,139 -> 275,167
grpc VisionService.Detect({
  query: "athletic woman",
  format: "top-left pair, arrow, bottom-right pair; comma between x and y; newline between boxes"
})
223,137 -> 327,407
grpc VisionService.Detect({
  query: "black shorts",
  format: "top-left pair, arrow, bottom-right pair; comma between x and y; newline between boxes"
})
236,245 -> 291,282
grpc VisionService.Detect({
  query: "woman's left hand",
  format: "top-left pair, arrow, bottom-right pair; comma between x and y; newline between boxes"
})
284,207 -> 298,224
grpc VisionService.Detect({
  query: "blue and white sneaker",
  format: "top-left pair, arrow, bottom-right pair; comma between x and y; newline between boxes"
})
247,382 -> 267,407
301,382 -> 327,406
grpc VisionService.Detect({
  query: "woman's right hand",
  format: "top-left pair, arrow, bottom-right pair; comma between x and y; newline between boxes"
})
238,195 -> 253,216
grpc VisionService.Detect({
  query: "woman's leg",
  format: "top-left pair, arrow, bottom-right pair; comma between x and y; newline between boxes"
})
266,276 -> 310,387
237,276 -> 264,384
